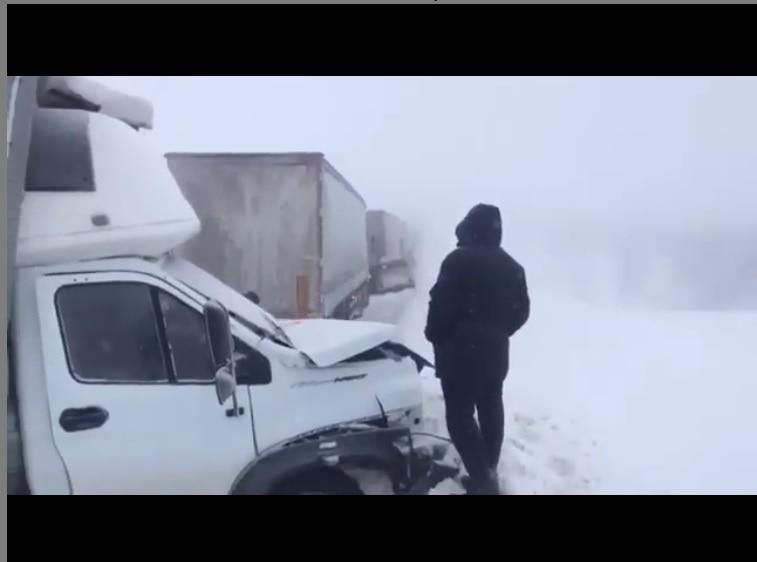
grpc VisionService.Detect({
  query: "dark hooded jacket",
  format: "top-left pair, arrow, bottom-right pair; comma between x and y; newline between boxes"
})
425,204 -> 530,380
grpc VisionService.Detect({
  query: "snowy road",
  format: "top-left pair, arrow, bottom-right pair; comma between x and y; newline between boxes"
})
363,289 -> 757,494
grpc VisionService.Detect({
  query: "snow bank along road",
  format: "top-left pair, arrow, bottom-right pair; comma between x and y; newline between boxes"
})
363,289 -> 757,494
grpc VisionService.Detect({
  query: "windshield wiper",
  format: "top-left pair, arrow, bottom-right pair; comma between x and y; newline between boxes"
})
230,311 -> 293,348
167,266 -> 295,348
261,314 -> 294,348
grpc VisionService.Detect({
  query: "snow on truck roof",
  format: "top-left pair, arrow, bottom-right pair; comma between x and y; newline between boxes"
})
38,76 -> 153,130
16,108 -> 200,267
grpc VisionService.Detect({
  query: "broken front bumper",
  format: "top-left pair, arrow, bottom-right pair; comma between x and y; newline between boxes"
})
404,449 -> 459,494
394,431 -> 459,494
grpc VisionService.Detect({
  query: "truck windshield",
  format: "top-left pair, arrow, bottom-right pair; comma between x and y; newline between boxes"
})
162,255 -> 294,348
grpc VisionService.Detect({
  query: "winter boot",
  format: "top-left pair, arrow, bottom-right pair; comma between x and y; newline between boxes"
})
489,466 -> 500,486
460,474 -> 472,493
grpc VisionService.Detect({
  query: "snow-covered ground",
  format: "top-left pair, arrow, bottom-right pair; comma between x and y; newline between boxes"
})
363,287 -> 757,494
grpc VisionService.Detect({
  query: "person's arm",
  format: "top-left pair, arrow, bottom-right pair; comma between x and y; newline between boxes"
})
507,266 -> 530,337
425,252 -> 463,345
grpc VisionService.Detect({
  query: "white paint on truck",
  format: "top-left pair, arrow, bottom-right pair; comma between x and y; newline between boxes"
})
17,110 -> 199,267
34,269 -> 256,494
17,256 -> 423,493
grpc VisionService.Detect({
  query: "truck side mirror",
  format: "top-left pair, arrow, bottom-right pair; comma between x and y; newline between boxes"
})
203,300 -> 237,407
204,299 -> 233,369
213,365 -> 237,407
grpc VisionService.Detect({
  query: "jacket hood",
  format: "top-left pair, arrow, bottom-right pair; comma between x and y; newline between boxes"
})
455,204 -> 502,248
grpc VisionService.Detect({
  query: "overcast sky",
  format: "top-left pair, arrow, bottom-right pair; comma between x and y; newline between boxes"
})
95,76 -> 757,240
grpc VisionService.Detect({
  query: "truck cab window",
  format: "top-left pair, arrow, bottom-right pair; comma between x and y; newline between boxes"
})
57,281 -> 272,386
158,291 -> 216,382
56,283 -> 168,383
233,337 -> 272,386
158,291 -> 272,385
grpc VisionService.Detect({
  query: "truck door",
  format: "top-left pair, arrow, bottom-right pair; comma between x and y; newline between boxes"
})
35,271 -> 258,494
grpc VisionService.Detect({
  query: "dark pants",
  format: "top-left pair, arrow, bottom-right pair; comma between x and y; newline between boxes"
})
441,374 -> 505,490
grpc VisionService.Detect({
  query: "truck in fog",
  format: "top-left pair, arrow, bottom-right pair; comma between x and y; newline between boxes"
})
7,77 -> 453,495
367,210 -> 416,295
166,153 -> 371,320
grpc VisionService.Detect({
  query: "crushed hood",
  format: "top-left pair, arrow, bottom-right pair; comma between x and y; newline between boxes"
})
164,256 -> 404,367
279,318 -> 397,367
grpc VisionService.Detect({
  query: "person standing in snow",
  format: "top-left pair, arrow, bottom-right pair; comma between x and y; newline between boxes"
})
425,204 -> 530,495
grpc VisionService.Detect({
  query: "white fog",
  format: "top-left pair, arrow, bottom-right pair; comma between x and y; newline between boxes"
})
93,76 -> 757,493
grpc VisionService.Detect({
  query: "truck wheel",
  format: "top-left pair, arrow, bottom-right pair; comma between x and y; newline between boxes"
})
271,468 -> 364,495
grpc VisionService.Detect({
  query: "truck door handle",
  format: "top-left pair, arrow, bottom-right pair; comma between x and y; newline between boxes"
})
59,406 -> 109,432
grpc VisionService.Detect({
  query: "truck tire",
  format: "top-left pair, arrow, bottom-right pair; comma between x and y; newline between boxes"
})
270,468 -> 364,495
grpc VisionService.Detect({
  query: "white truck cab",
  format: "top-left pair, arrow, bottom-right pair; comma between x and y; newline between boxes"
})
7,77 -> 453,495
